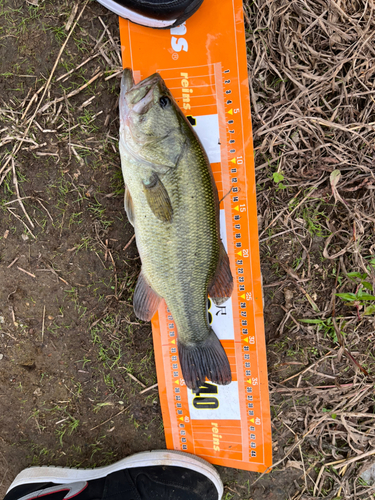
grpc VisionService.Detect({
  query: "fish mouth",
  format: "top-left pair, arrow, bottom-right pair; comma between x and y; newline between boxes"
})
131,86 -> 154,114
121,68 -> 135,94
120,69 -> 162,119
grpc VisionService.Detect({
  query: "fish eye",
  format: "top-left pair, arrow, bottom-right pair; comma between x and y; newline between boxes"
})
159,96 -> 170,109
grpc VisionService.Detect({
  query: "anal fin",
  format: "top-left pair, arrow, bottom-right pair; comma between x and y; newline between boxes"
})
143,172 -> 173,223
208,241 -> 233,305
133,270 -> 162,321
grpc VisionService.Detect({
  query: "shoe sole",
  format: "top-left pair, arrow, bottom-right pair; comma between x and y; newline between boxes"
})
94,0 -> 203,28
7,450 -> 223,499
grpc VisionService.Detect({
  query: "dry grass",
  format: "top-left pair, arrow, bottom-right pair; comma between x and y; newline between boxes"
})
0,3 -> 121,207
243,0 -> 375,498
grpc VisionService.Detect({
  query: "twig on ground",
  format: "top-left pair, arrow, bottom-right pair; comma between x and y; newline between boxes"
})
41,305 -> 46,343
17,267 -> 36,279
90,406 -> 130,431
126,372 -> 146,388
123,234 -> 135,251
139,383 -> 158,394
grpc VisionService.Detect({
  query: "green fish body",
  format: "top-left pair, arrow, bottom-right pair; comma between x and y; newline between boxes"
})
119,69 -> 233,391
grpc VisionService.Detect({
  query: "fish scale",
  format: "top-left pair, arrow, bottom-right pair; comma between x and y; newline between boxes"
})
132,142 -> 217,344
119,69 -> 233,391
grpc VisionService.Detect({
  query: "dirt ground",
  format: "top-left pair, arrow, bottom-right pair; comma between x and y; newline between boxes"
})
1,0 -> 375,499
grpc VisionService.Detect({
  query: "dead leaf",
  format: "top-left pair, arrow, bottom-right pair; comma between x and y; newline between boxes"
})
330,169 -> 342,204
286,460 -> 303,470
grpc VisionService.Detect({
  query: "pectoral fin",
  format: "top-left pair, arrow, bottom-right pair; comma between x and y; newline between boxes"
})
143,173 -> 173,223
208,242 -> 234,305
133,270 -> 162,321
124,185 -> 135,227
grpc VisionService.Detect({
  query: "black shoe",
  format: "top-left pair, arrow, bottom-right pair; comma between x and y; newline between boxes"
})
4,450 -> 223,500
95,0 -> 204,28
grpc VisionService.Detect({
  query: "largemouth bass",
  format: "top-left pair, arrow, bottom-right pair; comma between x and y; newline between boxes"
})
119,69 -> 233,391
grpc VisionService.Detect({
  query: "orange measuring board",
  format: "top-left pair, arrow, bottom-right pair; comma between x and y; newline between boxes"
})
119,0 -> 272,472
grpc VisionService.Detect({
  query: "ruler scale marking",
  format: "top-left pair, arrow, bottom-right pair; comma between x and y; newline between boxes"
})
119,0 -> 272,472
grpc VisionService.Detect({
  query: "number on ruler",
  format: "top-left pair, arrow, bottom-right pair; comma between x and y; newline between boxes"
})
193,382 -> 219,409
193,398 -> 219,409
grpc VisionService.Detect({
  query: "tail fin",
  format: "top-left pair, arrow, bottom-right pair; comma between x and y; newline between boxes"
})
178,330 -> 232,392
